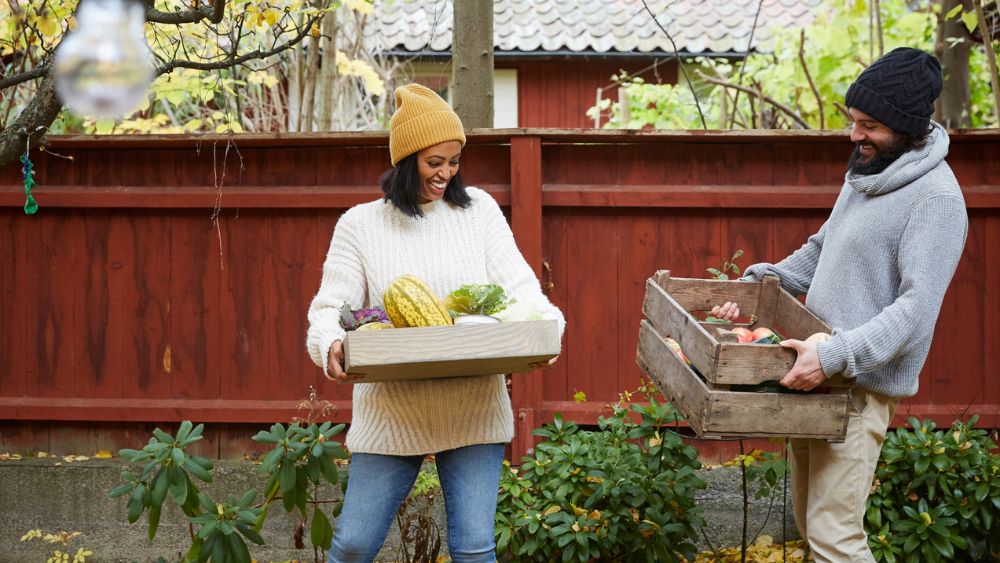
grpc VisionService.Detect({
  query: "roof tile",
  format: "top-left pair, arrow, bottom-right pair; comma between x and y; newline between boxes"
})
371,0 -> 823,55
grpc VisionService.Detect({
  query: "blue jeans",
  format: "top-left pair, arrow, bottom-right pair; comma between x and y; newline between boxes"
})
326,443 -> 506,563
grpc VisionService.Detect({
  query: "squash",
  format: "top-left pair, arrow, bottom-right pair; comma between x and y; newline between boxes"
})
356,322 -> 393,331
382,275 -> 453,327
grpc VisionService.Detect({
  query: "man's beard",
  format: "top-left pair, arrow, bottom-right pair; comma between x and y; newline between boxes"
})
847,134 -> 909,175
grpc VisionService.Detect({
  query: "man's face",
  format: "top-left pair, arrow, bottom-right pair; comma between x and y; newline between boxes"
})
847,108 -> 908,175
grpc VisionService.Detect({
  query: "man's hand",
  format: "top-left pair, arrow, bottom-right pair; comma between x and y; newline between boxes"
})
779,339 -> 826,391
710,301 -> 741,322
326,341 -> 362,383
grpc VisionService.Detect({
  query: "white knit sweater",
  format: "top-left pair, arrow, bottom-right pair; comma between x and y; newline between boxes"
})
306,187 -> 565,455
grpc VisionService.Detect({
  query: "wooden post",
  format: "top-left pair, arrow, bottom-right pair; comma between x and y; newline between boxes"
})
510,135 -> 544,460
451,0 -> 494,128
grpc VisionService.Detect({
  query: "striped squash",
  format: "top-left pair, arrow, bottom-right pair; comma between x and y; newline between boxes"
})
382,275 -> 453,328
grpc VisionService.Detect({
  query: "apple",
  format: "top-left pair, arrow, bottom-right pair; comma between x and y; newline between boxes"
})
730,327 -> 753,344
805,332 -> 832,343
751,327 -> 775,340
665,337 -> 692,365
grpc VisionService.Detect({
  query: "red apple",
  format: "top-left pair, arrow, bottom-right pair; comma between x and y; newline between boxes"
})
751,327 -> 775,340
730,327 -> 753,344
665,337 -> 692,365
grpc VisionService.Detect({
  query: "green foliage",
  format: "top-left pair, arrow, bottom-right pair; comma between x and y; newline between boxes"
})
592,0 -> 999,130
707,249 -> 744,281
445,284 -> 515,317
111,419 -> 348,562
495,383 -> 706,562
866,416 -> 1000,562
724,447 -> 788,501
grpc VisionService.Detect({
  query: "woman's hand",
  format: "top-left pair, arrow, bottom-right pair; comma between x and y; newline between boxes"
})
710,301 -> 741,321
325,340 -> 350,382
529,355 -> 559,369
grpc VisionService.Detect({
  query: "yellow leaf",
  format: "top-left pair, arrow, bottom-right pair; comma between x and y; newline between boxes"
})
755,534 -> 773,545
542,505 -> 561,516
961,10 -> 978,33
95,119 -> 115,134
263,7 -> 280,26
94,450 -> 112,459
343,0 -> 373,15
572,390 -> 587,403
36,15 -> 58,37
185,119 -> 203,132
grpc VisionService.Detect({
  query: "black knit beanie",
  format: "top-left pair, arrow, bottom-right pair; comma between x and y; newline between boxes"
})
844,47 -> 942,136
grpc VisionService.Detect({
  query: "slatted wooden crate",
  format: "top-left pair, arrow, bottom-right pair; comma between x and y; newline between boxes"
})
343,319 -> 559,383
636,270 -> 850,441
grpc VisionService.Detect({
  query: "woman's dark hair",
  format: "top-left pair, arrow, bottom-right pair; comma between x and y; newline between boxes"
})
379,153 -> 471,217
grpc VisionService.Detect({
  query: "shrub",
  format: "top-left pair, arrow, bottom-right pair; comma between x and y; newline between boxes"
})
111,419 -> 348,563
495,384 -> 706,562
866,416 -> 1000,562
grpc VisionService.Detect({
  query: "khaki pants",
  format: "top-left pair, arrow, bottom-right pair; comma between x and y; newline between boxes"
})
790,387 -> 899,563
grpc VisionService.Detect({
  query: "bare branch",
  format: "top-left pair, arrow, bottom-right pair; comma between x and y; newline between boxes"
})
155,15 -> 321,75
798,30 -> 824,129
974,0 -> 1000,124
0,64 -> 50,90
143,0 -> 225,25
640,0 -> 707,129
833,101 -> 851,121
696,71 -> 810,129
730,0 -> 764,128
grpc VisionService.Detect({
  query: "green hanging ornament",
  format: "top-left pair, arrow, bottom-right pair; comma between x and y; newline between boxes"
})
21,153 -> 38,215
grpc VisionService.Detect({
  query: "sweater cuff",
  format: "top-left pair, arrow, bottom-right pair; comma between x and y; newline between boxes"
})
816,336 -> 851,379
741,263 -> 766,281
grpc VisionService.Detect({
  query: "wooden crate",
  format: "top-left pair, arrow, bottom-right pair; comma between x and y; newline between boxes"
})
343,319 -> 559,383
636,270 -> 850,441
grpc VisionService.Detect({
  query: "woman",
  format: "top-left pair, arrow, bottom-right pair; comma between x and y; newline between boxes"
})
306,83 -> 565,563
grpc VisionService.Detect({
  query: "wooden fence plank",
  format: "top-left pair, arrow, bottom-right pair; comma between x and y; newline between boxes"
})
0,131 -> 996,458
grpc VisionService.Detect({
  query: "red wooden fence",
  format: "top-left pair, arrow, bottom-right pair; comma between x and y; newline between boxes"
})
1,129 -> 998,460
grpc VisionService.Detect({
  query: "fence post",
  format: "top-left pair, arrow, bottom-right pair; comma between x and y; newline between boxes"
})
509,134 -> 543,461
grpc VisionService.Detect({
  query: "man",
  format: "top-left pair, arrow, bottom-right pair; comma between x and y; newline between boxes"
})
712,47 -> 968,562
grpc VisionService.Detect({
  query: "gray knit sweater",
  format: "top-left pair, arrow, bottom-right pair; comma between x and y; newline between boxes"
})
743,122 -> 967,398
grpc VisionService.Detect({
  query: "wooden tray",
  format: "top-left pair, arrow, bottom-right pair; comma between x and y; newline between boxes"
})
637,320 -> 850,440
343,319 -> 559,383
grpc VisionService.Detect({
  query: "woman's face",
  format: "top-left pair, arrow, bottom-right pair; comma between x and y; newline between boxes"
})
416,141 -> 462,203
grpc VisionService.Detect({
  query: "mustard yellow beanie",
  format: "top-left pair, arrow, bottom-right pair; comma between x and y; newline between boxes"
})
389,84 -> 466,166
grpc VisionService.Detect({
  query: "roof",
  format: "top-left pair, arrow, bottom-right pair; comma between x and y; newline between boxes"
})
372,0 -> 823,57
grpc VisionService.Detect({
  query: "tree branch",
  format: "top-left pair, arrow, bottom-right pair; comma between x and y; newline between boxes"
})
730,0 -> 764,128
154,16 -> 321,75
143,0 -> 225,25
798,30 -> 824,129
0,73 -> 64,171
640,0 -> 707,129
695,71 -> 810,129
0,64 -> 51,90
